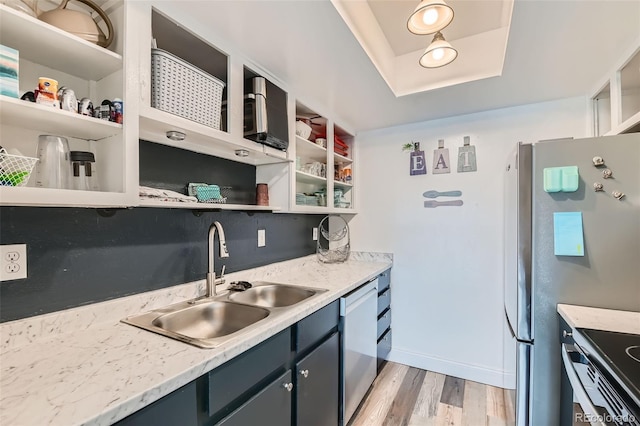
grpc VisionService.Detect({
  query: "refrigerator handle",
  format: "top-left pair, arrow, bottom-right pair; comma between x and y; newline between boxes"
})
505,309 -> 516,339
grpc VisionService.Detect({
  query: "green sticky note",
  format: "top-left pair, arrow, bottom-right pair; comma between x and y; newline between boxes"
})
553,212 -> 584,256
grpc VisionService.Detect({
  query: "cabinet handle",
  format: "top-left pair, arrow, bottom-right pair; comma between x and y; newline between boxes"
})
299,369 -> 309,378
563,330 -> 572,338
283,382 -> 294,392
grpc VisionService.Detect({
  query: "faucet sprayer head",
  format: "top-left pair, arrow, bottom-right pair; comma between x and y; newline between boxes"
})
213,221 -> 229,258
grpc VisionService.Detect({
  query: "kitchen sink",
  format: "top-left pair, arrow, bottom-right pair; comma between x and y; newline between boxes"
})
226,282 -> 326,308
122,299 -> 270,348
122,282 -> 327,348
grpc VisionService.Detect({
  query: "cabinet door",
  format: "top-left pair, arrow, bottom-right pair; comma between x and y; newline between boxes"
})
216,370 -> 292,426
295,332 -> 339,426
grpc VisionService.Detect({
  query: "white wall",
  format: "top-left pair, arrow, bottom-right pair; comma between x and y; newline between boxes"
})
350,96 -> 588,387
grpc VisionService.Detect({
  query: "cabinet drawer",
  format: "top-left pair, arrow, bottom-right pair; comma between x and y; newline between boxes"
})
377,269 -> 391,293
377,328 -> 392,370
115,381 -> 197,426
377,289 -> 390,316
295,300 -> 339,354
377,308 -> 391,340
208,329 -> 290,417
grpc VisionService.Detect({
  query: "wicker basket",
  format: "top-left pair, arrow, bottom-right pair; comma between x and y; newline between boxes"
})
0,151 -> 38,187
151,48 -> 225,129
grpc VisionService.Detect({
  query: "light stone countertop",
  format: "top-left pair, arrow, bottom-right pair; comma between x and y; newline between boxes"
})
557,304 -> 640,334
0,253 -> 392,426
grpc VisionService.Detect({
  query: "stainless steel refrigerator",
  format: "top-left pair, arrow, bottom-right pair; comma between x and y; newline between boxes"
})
503,133 -> 640,426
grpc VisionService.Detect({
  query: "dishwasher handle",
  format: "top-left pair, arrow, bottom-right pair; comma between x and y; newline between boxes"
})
344,287 -> 377,316
340,280 -> 378,316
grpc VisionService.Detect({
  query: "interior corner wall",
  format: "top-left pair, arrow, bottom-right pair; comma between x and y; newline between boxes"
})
350,96 -> 588,387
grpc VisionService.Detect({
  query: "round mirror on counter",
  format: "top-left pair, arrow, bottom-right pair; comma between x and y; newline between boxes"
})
317,215 -> 350,263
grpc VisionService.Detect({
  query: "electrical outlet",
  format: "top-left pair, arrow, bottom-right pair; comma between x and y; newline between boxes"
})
258,229 -> 266,247
1,244 -> 27,281
312,227 -> 318,241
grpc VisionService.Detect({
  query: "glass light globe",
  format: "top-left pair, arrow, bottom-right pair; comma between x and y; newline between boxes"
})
422,8 -> 439,25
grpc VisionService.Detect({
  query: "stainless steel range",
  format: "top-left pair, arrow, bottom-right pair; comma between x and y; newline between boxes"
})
562,328 -> 640,426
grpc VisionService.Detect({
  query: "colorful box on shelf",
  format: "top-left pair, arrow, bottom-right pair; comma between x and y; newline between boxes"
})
0,45 -> 19,98
188,183 -> 225,203
334,135 -> 349,157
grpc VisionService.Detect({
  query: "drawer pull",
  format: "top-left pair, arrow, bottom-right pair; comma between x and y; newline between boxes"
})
299,369 -> 309,378
283,382 -> 294,392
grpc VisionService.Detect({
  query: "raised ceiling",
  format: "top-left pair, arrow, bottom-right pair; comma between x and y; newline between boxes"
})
331,0 -> 514,96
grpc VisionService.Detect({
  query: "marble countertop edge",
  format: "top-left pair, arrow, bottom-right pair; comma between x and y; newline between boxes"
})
557,304 -> 640,334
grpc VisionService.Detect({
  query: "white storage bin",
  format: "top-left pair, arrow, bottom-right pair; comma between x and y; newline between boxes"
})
151,48 -> 225,129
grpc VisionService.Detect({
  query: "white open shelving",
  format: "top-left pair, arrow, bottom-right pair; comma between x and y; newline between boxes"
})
139,105 -> 289,167
1,2 -> 357,214
0,95 -> 122,140
295,170 -> 327,185
0,2 -> 134,208
591,39 -> 640,137
0,5 -> 122,81
138,198 -> 280,211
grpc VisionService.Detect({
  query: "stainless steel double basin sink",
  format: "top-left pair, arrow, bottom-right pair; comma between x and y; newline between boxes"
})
122,282 -> 327,348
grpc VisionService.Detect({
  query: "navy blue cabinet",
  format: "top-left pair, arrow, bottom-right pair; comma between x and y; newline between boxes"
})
296,332 -> 340,426
376,268 -> 392,371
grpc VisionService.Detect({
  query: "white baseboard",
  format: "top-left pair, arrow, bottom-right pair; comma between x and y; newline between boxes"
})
386,347 -> 515,389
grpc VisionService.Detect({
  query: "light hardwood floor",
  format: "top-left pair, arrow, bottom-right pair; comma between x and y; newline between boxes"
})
350,362 -> 516,426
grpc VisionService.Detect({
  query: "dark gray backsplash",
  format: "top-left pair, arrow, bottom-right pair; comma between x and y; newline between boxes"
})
0,142 -> 320,322
139,140 -> 257,204
0,207 -> 324,322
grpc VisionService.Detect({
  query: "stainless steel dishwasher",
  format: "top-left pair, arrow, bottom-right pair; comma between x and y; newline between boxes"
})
341,278 -> 378,424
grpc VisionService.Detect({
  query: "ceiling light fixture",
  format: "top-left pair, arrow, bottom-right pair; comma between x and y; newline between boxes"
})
419,31 -> 458,68
407,0 -> 454,35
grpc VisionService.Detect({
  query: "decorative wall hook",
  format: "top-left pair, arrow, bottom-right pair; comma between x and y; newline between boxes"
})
592,156 -> 605,167
602,169 -> 613,179
593,182 -> 604,192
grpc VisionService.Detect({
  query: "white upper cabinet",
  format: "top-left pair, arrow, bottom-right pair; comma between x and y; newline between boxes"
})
0,2 -> 134,207
1,1 -> 357,213
591,40 -> 640,136
257,100 -> 357,214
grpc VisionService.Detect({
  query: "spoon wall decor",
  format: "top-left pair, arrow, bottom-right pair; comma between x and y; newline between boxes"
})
422,190 -> 462,198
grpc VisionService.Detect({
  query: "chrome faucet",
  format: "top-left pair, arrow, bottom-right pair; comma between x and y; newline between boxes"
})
206,221 -> 229,297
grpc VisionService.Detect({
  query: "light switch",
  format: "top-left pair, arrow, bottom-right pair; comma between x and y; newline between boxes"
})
258,229 -> 266,247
